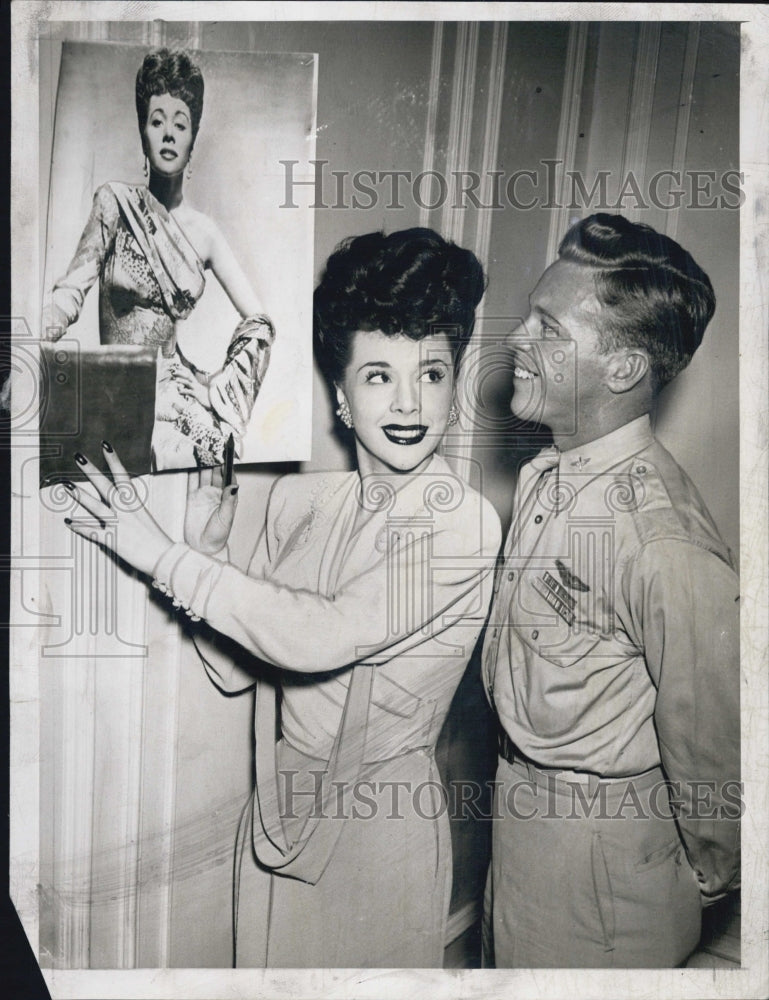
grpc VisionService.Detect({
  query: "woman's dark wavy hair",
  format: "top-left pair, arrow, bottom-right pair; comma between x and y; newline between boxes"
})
135,49 -> 205,142
313,228 -> 486,384
558,213 -> 715,393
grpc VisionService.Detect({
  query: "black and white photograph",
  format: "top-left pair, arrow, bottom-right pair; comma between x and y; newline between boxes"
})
7,4 -> 768,1000
39,39 -> 315,475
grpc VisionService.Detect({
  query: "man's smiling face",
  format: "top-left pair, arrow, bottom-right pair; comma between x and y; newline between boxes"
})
507,259 -> 613,443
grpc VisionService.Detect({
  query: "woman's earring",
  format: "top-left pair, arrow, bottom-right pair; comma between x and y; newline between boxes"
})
186,151 -> 193,180
448,405 -> 459,426
143,155 -> 149,179
336,399 -> 353,429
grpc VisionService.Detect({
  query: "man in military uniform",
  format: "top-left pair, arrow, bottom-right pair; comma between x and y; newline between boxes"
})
483,213 -> 740,967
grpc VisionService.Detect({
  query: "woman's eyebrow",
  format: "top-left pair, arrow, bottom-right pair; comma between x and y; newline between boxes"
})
149,109 -> 190,122
356,360 -> 392,372
418,356 -> 449,366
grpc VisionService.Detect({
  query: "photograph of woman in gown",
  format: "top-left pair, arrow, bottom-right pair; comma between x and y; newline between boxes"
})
61,227 -> 502,967
44,48 -> 276,470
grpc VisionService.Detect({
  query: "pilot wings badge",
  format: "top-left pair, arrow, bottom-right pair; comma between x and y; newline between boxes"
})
555,558 -> 590,593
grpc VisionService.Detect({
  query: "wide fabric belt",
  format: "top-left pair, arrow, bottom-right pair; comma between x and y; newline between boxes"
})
498,728 -> 663,793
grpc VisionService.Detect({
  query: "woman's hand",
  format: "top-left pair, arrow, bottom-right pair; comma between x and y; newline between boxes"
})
184,464 -> 239,555
63,443 -> 173,578
172,368 -> 212,410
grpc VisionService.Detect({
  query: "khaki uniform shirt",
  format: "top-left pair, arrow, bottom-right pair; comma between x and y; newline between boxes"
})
483,415 -> 740,901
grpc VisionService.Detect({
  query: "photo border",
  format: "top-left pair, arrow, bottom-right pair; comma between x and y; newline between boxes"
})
9,3 -> 768,998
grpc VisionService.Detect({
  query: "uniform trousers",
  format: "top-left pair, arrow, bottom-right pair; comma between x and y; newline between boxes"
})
484,755 -> 702,967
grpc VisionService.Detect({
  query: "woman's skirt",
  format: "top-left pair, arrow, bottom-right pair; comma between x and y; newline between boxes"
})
233,741 -> 452,968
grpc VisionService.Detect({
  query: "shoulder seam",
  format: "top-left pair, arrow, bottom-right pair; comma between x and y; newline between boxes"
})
621,532 -> 733,572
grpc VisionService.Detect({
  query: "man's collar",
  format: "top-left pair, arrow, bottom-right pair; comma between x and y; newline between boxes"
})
547,414 -> 654,476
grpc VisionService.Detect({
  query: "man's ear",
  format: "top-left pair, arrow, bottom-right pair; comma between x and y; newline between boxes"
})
607,350 -> 649,394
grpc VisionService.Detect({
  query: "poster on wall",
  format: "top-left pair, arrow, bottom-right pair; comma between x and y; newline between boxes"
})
39,40 -> 315,477
7,3 -> 769,1000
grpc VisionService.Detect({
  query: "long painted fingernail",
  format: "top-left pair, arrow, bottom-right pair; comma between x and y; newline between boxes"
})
74,452 -> 87,466
64,517 -> 72,525
62,480 -> 76,492
102,440 -> 113,453
230,486 -> 239,496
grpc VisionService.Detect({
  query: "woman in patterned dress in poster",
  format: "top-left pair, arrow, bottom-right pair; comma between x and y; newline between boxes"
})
45,47 -> 275,470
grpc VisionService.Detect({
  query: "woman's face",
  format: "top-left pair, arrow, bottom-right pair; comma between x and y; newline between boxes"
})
337,329 -> 455,477
143,93 -> 194,178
